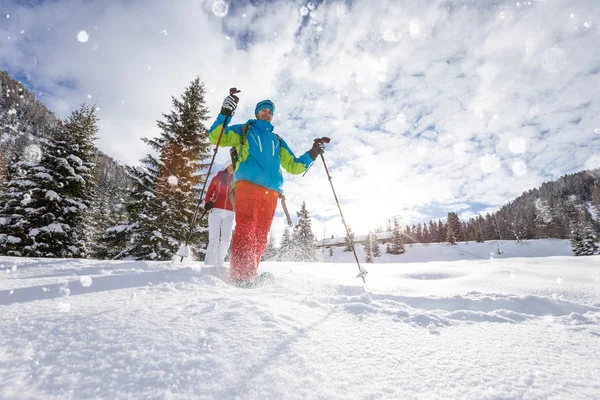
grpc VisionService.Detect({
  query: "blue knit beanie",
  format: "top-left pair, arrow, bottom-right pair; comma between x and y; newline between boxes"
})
255,100 -> 275,117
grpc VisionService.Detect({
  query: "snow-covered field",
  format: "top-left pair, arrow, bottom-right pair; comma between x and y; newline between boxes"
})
1,240 -> 599,399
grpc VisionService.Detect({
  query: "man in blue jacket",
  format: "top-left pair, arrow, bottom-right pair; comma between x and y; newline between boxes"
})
209,95 -> 323,284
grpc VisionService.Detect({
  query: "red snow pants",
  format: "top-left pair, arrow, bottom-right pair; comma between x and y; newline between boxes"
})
229,180 -> 278,282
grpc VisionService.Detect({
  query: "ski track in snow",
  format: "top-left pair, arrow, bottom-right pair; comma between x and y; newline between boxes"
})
1,252 -> 600,399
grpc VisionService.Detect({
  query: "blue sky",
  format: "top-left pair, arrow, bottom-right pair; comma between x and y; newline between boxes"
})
1,0 -> 600,241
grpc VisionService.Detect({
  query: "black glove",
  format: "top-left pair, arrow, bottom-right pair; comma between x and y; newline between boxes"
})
220,94 -> 239,116
308,140 -> 325,160
204,201 -> 214,211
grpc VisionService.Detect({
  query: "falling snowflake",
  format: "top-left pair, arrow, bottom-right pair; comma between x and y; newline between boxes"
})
508,137 -> 527,154
512,161 -> 527,176
541,47 -> 566,73
77,30 -> 89,43
212,0 -> 228,17
480,153 -> 501,173
80,276 -> 93,287
299,6 -> 309,16
409,21 -> 421,37
23,144 -> 42,163
307,2 -> 316,10
167,176 -> 178,186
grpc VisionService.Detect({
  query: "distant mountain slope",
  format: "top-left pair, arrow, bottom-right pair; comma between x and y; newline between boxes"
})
0,70 -> 130,196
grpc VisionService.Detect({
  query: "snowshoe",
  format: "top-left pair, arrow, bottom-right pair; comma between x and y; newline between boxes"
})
231,272 -> 275,288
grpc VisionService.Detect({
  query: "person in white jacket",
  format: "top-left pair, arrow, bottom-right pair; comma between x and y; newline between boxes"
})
204,164 -> 234,267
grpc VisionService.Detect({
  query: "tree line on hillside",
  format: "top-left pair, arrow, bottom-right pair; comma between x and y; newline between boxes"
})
1,70 -> 599,260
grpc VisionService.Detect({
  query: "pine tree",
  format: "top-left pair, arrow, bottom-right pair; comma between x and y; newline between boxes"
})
262,232 -> 277,261
446,212 -> 461,244
570,210 -> 598,256
389,218 -> 405,254
291,201 -> 317,261
57,105 -> 99,257
278,226 -> 293,260
415,223 -> 423,244
0,151 -> 7,190
428,220 -> 438,243
0,158 -> 41,255
437,219 -> 446,243
422,224 -> 431,244
89,156 -> 131,259
0,105 -> 99,258
592,184 -> 600,219
90,186 -> 128,259
114,78 -> 212,260
343,226 -> 355,252
365,231 -> 376,263
372,232 -> 381,257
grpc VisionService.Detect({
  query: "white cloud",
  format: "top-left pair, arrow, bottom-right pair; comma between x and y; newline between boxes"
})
1,0 -> 599,242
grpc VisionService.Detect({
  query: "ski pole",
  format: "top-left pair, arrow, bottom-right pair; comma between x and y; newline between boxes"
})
179,87 -> 240,262
313,137 -> 368,282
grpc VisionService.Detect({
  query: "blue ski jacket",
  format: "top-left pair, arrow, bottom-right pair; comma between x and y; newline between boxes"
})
209,113 -> 314,194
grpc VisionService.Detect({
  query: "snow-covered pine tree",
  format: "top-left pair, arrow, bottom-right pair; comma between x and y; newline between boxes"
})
570,210 -> 598,256
389,218 -> 405,255
0,157 -> 42,255
1,105 -> 100,258
291,201 -> 317,261
90,185 -> 128,259
372,232 -> 381,257
278,226 -> 292,260
592,184 -> 600,219
365,243 -> 373,263
343,226 -> 355,252
262,232 -> 277,261
115,78 -> 212,260
365,231 -> 376,263
56,104 -> 99,257
89,155 -> 131,259
0,151 -> 6,190
112,162 -> 159,259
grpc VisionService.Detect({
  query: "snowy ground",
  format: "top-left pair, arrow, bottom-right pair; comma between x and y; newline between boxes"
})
1,240 -> 599,400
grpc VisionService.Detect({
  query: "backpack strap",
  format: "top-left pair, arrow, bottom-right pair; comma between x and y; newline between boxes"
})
230,124 -> 250,170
